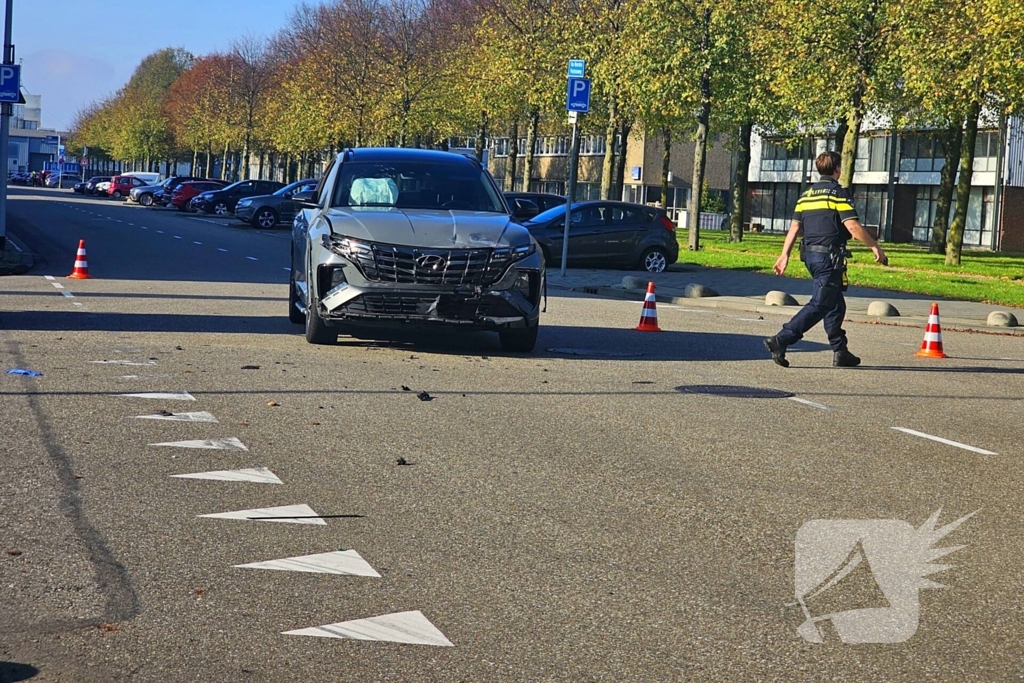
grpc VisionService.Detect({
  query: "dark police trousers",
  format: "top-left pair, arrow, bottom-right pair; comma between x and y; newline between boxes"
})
776,251 -> 848,352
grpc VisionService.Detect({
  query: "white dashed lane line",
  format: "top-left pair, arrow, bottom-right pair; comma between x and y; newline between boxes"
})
283,267 -> 291,272
156,230 -> 164,234
50,282 -> 64,289
44,275 -> 55,281
246,256 -> 258,261
891,427 -> 997,455
218,248 -> 228,252
174,236 -> 182,239
788,396 -> 831,411
194,241 -> 202,245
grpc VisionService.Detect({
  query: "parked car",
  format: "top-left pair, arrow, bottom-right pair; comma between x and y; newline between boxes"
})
8,172 -> 29,185
523,200 -> 679,273
154,176 -> 204,206
108,174 -> 155,199
83,176 -> 112,195
94,180 -> 113,196
44,173 -> 81,188
169,180 -> 228,211
504,192 -> 566,220
192,179 -> 285,215
234,178 -> 319,228
128,182 -> 163,206
289,148 -> 543,351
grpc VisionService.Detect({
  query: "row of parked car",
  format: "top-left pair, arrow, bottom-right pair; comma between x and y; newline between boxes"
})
70,173 -> 320,228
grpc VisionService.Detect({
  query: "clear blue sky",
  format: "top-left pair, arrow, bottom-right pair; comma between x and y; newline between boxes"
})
15,0 -> 301,131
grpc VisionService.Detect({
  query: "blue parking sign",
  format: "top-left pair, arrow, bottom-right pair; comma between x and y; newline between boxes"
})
0,64 -> 20,103
566,77 -> 591,113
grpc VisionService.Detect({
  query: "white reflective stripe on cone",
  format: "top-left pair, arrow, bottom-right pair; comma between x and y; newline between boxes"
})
928,315 -> 940,324
925,332 -> 942,342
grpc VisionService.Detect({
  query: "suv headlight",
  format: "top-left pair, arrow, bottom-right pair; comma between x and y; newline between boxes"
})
322,234 -> 372,259
493,242 -> 535,263
237,198 -> 252,208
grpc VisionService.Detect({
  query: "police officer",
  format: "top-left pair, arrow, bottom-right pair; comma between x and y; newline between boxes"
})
763,151 -> 887,368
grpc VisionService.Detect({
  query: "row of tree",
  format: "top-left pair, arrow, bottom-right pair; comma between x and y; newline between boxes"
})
69,0 -> 1024,264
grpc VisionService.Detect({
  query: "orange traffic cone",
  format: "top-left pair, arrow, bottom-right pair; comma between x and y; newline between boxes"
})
634,282 -> 661,332
915,302 -> 947,358
67,239 -> 92,279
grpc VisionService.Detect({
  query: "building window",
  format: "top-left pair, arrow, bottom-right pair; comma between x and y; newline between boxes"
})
912,186 -> 994,246
747,182 -> 802,232
760,138 -> 811,172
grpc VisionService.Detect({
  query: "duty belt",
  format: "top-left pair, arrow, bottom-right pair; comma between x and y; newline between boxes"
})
803,244 -> 837,254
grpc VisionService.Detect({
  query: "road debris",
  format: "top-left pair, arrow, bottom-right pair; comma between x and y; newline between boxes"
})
417,391 -> 433,402
6,368 -> 42,376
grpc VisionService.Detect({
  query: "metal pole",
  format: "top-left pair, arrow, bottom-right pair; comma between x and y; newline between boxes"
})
57,133 -> 62,189
883,129 -> 898,242
0,0 -> 13,250
992,109 -> 1007,252
559,120 -> 580,278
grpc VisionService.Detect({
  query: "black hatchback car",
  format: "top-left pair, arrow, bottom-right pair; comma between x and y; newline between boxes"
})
193,179 -> 285,215
504,192 -> 566,220
524,201 -> 679,273
233,178 -> 319,228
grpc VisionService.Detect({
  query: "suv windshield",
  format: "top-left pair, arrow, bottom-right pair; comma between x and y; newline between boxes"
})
331,161 -> 504,213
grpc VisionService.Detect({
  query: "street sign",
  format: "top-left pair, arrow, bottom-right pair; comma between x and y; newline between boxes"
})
566,77 -> 591,113
43,135 -> 59,145
0,64 -> 20,103
567,111 -> 578,125
81,157 -> 89,167
568,59 -> 585,78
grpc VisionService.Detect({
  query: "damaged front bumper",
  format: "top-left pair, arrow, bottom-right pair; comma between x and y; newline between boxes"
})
307,236 -> 543,331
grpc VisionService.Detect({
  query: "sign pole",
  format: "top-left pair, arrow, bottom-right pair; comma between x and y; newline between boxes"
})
0,0 -> 13,250
559,119 -> 580,278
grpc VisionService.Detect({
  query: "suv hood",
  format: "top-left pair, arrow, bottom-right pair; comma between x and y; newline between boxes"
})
324,208 -> 528,249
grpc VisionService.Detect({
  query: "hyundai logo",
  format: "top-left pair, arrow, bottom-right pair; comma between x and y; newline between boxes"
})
415,254 -> 447,271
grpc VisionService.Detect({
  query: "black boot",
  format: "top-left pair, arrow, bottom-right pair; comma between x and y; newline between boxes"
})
833,349 -> 861,367
763,336 -> 789,368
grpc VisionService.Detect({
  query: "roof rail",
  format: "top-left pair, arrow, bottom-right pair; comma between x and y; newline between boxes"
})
342,148 -> 354,162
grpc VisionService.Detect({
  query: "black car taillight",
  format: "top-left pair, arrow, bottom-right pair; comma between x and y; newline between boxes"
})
659,216 -> 676,232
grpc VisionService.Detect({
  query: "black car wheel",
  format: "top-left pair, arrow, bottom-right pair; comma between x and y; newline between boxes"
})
139,193 -> 153,207
305,293 -> 336,345
288,251 -> 306,325
499,323 -> 539,353
112,190 -> 123,199
254,207 -> 278,229
214,202 -> 229,216
641,247 -> 668,273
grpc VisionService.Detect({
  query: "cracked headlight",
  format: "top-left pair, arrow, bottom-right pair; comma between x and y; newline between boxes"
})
322,234 -> 373,259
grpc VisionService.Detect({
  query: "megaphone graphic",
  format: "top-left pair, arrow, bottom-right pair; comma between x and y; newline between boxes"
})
796,540 -> 891,643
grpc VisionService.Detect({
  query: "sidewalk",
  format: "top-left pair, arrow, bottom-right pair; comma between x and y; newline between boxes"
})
547,264 -> 1024,336
0,234 -> 32,275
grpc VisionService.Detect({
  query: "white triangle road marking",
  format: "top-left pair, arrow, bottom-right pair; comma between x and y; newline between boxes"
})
119,391 -> 196,401
135,411 -> 218,423
235,550 -> 380,576
172,467 -> 282,484
150,437 -> 247,451
282,611 -> 453,646
199,504 -> 327,525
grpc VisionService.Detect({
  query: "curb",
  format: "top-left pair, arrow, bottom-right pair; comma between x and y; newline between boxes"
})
0,233 -> 34,275
558,284 -> 1024,337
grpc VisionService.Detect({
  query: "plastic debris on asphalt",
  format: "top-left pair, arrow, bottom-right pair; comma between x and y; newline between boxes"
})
6,368 -> 42,376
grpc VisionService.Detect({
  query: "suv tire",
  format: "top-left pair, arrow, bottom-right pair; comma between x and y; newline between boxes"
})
288,253 -> 306,325
305,293 -> 336,344
140,193 -> 154,206
214,202 -> 229,216
499,323 -> 538,353
112,190 -> 122,199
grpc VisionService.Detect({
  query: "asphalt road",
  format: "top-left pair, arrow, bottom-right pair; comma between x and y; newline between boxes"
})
2,187 -> 1023,682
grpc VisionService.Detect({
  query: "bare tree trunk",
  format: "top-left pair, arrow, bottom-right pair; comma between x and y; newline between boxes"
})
192,148 -> 199,176
221,143 -> 230,181
687,8 -> 712,251
205,145 -> 212,179
840,104 -> 863,188
523,109 -> 539,192
242,135 -> 251,180
474,110 -> 488,163
612,120 -> 631,201
931,121 -> 963,254
505,121 -> 519,191
946,100 -> 981,266
257,151 -> 265,180
833,118 -> 849,161
600,99 -> 617,199
660,127 -> 671,210
730,122 -> 753,243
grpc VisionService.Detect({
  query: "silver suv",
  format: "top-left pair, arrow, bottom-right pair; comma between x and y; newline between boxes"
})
289,148 -> 544,352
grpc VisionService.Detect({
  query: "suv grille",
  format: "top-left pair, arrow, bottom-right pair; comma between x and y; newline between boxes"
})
348,242 -> 514,286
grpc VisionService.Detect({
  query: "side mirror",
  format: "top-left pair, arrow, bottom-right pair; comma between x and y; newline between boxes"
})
291,189 -> 321,209
512,198 -> 540,221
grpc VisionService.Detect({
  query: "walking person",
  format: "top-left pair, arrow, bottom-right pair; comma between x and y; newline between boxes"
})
763,151 -> 887,368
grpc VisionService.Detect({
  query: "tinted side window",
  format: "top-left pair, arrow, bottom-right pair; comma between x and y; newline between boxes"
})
570,207 -> 605,228
610,206 -> 644,224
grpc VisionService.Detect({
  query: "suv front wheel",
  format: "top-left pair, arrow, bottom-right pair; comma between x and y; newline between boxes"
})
305,292 -> 337,345
499,323 -> 538,353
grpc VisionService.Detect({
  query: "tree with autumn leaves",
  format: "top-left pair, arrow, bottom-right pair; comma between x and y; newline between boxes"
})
68,0 -> 1024,263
